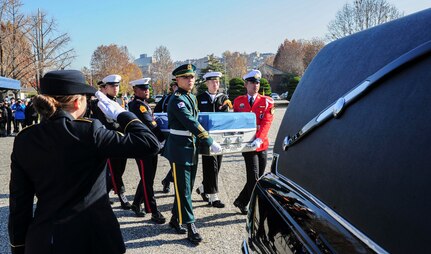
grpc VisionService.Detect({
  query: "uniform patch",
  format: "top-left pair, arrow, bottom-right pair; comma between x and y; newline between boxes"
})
239,103 -> 245,108
270,107 -> 275,115
139,105 -> 147,113
177,101 -> 186,108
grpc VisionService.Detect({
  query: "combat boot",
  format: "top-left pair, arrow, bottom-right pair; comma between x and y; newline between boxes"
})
234,200 -> 248,215
151,210 -> 166,224
208,193 -> 225,208
195,185 -> 208,202
169,216 -> 187,234
131,204 -> 146,217
187,223 -> 202,244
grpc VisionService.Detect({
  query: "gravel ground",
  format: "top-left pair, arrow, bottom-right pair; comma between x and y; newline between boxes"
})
0,103 -> 287,254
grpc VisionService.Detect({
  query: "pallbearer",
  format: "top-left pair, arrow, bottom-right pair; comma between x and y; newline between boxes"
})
163,64 -> 222,244
128,78 -> 166,224
196,71 -> 232,208
233,70 -> 275,214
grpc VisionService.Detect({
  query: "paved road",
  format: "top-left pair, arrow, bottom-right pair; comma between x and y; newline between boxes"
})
0,104 -> 287,254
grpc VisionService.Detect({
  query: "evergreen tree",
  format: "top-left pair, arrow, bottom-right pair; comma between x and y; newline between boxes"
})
228,78 -> 245,101
259,78 -> 271,96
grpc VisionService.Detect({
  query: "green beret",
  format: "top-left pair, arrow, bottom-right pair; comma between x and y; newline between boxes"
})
172,64 -> 196,77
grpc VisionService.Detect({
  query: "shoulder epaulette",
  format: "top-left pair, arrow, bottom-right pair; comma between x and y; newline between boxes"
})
265,97 -> 275,104
174,92 -> 181,97
74,118 -> 93,123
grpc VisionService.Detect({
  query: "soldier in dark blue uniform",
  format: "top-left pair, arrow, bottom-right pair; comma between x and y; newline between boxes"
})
195,71 -> 232,208
128,78 -> 166,223
163,64 -> 222,244
8,70 -> 160,254
154,80 -> 178,193
90,74 -> 131,210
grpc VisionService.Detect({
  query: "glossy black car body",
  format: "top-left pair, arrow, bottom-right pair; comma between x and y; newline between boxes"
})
244,9 -> 431,254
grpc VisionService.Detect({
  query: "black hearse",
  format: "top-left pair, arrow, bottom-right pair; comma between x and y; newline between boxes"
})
243,8 -> 431,254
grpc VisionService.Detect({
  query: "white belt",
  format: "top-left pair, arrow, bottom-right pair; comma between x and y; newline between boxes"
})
170,129 -> 192,137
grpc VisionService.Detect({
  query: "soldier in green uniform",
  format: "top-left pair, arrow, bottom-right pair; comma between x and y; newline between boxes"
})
163,64 -> 222,244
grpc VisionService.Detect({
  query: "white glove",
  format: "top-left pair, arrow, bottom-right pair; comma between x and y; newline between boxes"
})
210,141 -> 223,153
251,138 -> 263,149
96,91 -> 125,121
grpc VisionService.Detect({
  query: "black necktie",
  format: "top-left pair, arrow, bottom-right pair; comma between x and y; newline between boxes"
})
249,96 -> 254,107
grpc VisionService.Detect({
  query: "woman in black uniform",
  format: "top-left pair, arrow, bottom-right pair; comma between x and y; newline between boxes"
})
8,70 -> 160,254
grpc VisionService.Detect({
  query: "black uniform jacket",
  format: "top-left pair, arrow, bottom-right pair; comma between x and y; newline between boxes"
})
8,110 -> 160,254
128,95 -> 165,142
197,91 -> 230,113
153,94 -> 172,113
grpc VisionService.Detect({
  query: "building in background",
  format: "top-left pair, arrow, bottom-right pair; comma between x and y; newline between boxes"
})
134,54 -> 154,77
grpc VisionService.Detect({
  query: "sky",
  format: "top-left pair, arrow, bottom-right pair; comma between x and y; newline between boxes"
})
20,0 -> 431,70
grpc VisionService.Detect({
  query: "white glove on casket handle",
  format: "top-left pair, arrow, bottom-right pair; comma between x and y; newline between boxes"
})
251,138 -> 263,149
96,91 -> 125,120
210,141 -> 222,153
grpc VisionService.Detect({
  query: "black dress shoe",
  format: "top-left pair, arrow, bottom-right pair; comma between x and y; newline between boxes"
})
210,200 -> 225,208
119,193 -> 132,210
151,211 -> 166,224
233,200 -> 248,215
131,204 -> 146,217
187,223 -> 202,244
161,179 -> 170,193
169,217 -> 187,234
195,188 -> 208,202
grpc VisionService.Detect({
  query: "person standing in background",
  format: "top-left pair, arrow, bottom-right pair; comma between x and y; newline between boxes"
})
11,99 -> 25,132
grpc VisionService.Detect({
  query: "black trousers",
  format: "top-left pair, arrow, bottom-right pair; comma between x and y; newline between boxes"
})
133,155 -> 158,213
106,158 -> 127,194
201,155 -> 223,194
235,150 -> 267,206
6,118 -> 12,135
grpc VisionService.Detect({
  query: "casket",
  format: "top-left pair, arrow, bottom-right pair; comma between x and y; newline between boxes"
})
154,112 -> 257,155
198,112 -> 256,155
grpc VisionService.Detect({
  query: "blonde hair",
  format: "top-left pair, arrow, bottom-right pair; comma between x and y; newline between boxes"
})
33,94 -> 83,119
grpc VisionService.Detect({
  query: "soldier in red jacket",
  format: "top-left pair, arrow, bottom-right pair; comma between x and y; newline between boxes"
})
232,69 -> 275,214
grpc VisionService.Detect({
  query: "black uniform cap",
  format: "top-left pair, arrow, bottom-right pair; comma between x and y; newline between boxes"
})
40,70 -> 97,95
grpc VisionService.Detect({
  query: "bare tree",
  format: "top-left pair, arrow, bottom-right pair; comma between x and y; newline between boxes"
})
150,45 -> 173,95
27,9 -> 75,90
327,0 -> 403,40
222,51 -> 247,80
0,0 -> 34,85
